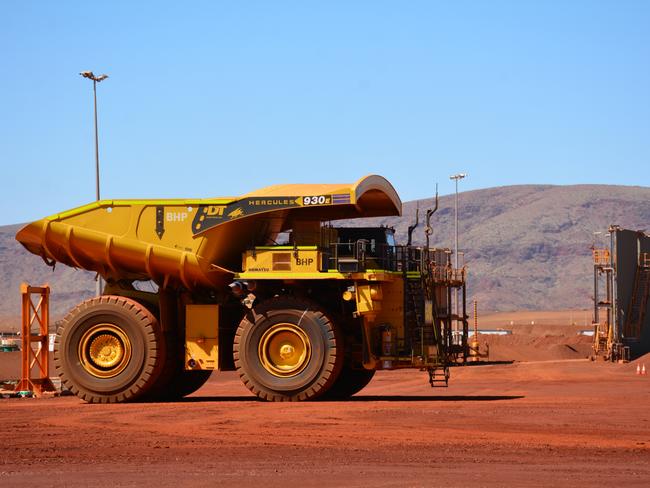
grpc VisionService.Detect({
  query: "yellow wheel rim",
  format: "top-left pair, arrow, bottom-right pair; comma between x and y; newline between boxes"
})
79,324 -> 132,378
258,323 -> 311,377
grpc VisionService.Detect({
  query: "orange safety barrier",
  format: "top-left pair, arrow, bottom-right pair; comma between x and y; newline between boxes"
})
15,283 -> 56,397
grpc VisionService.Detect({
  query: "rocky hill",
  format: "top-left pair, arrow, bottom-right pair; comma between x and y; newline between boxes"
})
1,184 -> 648,329
359,184 -> 650,312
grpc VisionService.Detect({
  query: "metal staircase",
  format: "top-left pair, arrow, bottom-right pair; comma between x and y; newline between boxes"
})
428,366 -> 450,387
405,278 -> 425,334
405,274 -> 450,387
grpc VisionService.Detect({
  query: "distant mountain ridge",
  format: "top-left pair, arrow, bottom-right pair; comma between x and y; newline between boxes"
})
1,184 -> 649,329
359,184 -> 650,311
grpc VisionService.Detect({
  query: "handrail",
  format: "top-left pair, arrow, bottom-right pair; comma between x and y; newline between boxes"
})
325,240 -> 464,278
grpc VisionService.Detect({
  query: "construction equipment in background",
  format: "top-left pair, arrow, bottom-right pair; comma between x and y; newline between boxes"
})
15,284 -> 56,397
592,246 -> 616,359
16,175 -> 470,403
591,226 -> 650,361
0,335 -> 20,352
468,300 -> 489,362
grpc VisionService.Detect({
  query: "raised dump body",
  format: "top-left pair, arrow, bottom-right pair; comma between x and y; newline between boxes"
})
16,175 -> 466,403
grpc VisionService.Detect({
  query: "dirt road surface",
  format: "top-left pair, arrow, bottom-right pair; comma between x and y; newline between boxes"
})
2,358 -> 649,487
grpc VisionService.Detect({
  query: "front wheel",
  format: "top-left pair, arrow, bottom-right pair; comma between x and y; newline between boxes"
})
233,297 -> 343,401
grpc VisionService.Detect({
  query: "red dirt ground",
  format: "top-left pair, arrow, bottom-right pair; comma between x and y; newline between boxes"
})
2,356 -> 650,487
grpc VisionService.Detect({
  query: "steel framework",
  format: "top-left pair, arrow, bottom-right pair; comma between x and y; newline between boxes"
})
15,284 -> 56,396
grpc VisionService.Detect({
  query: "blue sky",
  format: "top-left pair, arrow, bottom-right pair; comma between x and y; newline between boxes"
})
1,1 -> 648,225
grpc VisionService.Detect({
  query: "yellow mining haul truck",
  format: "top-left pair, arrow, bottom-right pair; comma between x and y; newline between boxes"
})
16,175 -> 465,403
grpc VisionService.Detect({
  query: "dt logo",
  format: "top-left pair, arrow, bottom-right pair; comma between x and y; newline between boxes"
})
205,205 -> 226,216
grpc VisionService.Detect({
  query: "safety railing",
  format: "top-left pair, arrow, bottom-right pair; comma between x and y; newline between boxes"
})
326,241 -> 465,280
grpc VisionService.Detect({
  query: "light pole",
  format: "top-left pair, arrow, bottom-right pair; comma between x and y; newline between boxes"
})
80,71 -> 108,296
449,173 -> 467,343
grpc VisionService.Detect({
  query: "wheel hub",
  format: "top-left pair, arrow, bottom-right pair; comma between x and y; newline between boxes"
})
79,324 -> 132,378
258,323 -> 311,377
89,334 -> 124,368
279,344 -> 295,359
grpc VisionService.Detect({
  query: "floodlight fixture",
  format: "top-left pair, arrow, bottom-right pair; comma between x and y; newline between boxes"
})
80,71 -> 109,83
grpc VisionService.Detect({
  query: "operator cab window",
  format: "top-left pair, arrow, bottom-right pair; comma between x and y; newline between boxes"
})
386,231 -> 396,248
332,227 -> 397,271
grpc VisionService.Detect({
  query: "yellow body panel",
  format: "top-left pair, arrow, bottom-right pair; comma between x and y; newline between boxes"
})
236,269 -> 397,282
351,279 -> 405,348
243,247 -> 321,274
371,278 -> 405,338
355,284 -> 383,314
185,304 -> 219,370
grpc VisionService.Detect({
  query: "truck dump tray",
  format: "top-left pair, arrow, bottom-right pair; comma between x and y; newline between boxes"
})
16,175 -> 401,289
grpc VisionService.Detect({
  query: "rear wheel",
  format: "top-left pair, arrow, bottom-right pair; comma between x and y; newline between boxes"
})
54,296 -> 165,403
234,297 -> 343,401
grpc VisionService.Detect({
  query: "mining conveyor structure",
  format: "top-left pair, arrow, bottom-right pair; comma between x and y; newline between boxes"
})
16,175 -> 467,403
591,227 -> 650,361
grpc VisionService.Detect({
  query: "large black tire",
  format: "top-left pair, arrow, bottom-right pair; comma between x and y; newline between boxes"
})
54,296 -> 166,403
322,363 -> 375,400
234,297 -> 343,401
